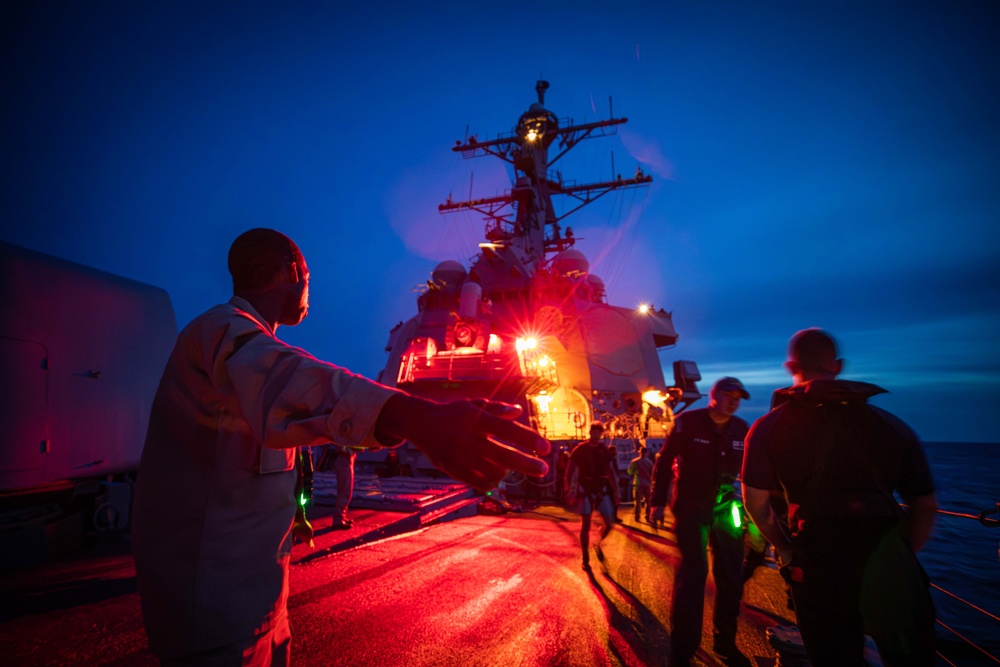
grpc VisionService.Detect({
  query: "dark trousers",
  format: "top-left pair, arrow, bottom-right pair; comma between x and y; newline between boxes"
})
158,614 -> 291,666
669,514 -> 744,662
579,492 -> 615,562
791,519 -> 936,667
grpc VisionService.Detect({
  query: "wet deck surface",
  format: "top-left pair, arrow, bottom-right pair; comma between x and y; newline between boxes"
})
0,494 -> 808,667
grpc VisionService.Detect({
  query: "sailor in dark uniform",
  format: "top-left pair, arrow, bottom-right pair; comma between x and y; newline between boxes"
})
651,377 -> 752,667
743,328 -> 937,667
565,422 -> 618,570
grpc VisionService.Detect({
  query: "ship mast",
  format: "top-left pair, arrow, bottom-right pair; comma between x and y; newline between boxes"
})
383,80 -> 700,447
439,80 -> 652,279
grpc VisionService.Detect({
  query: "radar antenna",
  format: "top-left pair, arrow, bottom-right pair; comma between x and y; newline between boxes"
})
440,81 -> 652,269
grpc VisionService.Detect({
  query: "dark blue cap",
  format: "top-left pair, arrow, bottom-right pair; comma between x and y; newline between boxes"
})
712,377 -> 749,399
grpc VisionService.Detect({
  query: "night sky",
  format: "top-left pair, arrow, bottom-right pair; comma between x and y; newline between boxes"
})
3,2 -> 998,443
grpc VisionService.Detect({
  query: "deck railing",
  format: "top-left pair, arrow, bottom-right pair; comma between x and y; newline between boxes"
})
921,502 -> 1000,665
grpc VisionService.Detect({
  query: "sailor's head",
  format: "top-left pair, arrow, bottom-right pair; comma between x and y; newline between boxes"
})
228,228 -> 310,326
589,422 -> 605,442
785,328 -> 843,381
709,377 -> 748,418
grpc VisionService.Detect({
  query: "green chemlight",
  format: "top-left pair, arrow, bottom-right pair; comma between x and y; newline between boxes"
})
299,492 -> 308,507
731,502 -> 742,529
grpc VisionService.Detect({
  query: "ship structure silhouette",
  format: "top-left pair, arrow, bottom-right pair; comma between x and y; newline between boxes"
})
376,81 -> 703,486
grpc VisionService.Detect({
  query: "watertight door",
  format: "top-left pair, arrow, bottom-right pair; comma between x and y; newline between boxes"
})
0,337 -> 48,482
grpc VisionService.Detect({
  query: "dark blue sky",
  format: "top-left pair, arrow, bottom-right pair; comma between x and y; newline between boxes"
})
3,2 -> 998,442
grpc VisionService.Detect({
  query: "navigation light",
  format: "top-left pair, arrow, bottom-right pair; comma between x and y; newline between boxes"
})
516,337 -> 538,353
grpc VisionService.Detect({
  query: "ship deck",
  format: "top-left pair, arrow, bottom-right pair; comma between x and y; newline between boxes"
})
0,476 -> 986,666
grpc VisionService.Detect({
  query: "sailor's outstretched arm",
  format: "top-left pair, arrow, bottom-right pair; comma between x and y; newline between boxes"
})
374,394 -> 551,493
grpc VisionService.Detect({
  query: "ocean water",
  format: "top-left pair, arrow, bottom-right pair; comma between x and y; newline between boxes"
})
919,441 -> 1000,654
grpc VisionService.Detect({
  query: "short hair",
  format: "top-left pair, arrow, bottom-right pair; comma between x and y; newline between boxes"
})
590,422 -> 605,433
788,328 -> 839,374
228,228 -> 303,291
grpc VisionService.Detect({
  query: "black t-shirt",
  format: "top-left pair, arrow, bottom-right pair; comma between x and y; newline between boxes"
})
568,441 -> 614,494
743,380 -> 934,537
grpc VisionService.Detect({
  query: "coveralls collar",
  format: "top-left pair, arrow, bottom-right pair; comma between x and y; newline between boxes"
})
228,296 -> 276,336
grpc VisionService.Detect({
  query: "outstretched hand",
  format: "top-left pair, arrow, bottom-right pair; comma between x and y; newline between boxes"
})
375,394 -> 551,492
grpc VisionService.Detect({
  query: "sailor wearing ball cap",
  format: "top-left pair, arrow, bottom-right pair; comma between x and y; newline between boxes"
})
650,376 -> 753,667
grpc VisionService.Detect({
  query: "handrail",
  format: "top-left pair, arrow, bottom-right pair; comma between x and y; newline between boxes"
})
978,503 -> 1000,528
900,502 -> 999,524
931,584 -> 1000,624
936,508 -> 982,520
935,618 -> 1000,664
905,502 -> 1000,663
